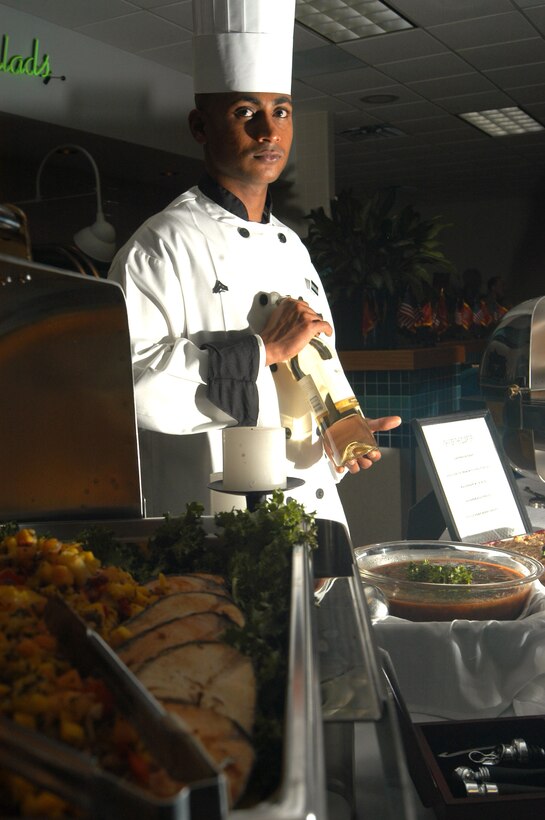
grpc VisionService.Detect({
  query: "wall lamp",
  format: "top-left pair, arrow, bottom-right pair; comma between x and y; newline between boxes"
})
35,143 -> 116,263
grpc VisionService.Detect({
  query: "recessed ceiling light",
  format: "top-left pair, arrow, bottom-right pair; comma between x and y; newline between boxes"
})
340,123 -> 405,140
295,0 -> 413,44
459,107 -> 544,137
360,93 -> 399,104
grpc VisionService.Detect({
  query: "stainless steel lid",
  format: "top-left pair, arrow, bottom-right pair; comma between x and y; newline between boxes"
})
480,296 -> 545,483
0,252 -> 142,521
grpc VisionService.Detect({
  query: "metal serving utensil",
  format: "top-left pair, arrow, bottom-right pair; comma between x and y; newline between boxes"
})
0,715 -> 226,820
43,596 -> 221,783
0,596 -> 230,819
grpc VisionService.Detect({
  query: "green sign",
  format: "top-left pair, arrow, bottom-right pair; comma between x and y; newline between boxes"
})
0,35 -> 51,79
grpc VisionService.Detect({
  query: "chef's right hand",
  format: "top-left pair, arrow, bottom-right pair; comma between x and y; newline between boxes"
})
260,296 -> 332,366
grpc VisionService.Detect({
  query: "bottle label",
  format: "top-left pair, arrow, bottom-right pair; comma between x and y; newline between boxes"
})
298,374 -> 327,419
321,357 -> 355,405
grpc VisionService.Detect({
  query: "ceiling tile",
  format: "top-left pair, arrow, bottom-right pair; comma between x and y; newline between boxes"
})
152,1 -> 193,30
75,10 -> 186,51
459,38 -> 545,70
0,0 -> 138,27
334,110 -> 391,131
338,84 -> 424,107
338,28 -> 447,64
291,79 -> 328,101
294,22 -> 329,51
368,100 -> 447,120
378,52 -> 474,83
523,5 -> 545,35
399,115 -> 469,135
512,0 -> 545,7
138,39 -> 192,71
428,12 -> 538,49
126,0 -> 176,7
294,95 -> 357,114
340,95 -> 446,120
428,133 -> 490,148
485,61 -> 545,88
387,0 -> 514,27
506,82 -> 545,106
523,101 -> 545,119
409,72 -> 496,100
304,65 -> 393,94
433,89 -> 514,113
292,46 -> 365,80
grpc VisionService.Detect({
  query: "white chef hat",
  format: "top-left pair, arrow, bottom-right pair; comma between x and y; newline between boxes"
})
192,0 -> 296,95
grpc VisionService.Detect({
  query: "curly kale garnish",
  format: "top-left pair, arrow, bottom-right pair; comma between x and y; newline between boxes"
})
145,501 -> 208,576
0,522 -> 20,539
214,491 -> 316,796
407,560 -> 473,584
78,502 -> 209,583
77,526 -> 148,578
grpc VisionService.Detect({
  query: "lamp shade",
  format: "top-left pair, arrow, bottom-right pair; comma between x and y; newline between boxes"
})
34,143 -> 117,263
73,213 -> 116,263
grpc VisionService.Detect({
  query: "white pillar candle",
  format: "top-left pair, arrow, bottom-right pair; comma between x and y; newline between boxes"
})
222,427 -> 287,492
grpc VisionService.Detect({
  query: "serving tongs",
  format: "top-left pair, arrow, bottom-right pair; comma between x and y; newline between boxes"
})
0,596 -> 229,820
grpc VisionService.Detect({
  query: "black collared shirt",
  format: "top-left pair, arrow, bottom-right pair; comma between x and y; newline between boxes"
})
198,172 -> 272,223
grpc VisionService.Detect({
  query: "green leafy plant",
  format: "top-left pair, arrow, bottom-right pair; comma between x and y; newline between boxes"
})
304,187 -> 456,305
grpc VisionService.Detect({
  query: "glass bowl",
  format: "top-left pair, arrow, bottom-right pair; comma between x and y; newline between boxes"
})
354,540 -> 544,622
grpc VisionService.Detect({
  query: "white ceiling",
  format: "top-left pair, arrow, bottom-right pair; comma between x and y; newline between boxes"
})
3,0 -> 545,199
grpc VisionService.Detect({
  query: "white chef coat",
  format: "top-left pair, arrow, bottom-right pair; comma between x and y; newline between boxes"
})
108,184 -> 349,525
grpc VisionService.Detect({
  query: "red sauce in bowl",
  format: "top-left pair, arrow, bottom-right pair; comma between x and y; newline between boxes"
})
365,559 -> 531,621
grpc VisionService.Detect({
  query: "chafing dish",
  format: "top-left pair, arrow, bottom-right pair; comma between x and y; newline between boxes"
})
480,296 -> 545,493
0,252 -> 412,819
0,252 -> 142,522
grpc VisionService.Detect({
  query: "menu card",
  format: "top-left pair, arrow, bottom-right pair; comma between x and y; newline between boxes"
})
413,411 -> 532,542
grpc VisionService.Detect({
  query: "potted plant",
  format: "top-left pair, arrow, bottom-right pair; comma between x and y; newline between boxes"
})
304,187 -> 456,349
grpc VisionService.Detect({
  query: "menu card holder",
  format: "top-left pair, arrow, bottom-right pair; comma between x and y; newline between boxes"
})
412,410 -> 532,543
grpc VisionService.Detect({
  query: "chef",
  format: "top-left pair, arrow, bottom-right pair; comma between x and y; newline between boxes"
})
108,0 -> 401,527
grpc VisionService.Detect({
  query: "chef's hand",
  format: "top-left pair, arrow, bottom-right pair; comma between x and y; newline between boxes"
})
260,296 -> 332,366
332,415 -> 402,474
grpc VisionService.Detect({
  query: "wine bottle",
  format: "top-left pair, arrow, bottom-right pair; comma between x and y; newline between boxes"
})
288,337 -> 378,468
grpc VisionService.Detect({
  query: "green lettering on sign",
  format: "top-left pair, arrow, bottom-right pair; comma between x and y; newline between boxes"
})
0,35 -> 51,79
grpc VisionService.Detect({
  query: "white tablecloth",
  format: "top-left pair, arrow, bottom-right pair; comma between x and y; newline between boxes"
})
374,581 -> 545,721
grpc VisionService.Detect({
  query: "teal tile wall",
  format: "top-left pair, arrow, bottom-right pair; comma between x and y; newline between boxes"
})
347,365 -> 464,447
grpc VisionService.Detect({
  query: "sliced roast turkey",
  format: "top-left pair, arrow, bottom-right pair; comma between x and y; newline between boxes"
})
145,573 -> 228,596
123,591 -> 245,637
117,611 -> 231,672
136,641 -> 256,734
161,700 -> 255,805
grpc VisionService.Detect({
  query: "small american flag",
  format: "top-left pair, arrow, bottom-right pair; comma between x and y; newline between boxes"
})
474,298 -> 493,327
397,290 -> 418,331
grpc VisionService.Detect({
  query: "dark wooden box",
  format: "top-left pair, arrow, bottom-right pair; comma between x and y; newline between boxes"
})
383,656 -> 545,819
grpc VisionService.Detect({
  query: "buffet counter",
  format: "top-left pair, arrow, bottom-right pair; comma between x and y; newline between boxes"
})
338,340 -> 486,372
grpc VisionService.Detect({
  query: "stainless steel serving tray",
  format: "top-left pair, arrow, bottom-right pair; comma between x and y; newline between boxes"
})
4,514 -> 327,820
